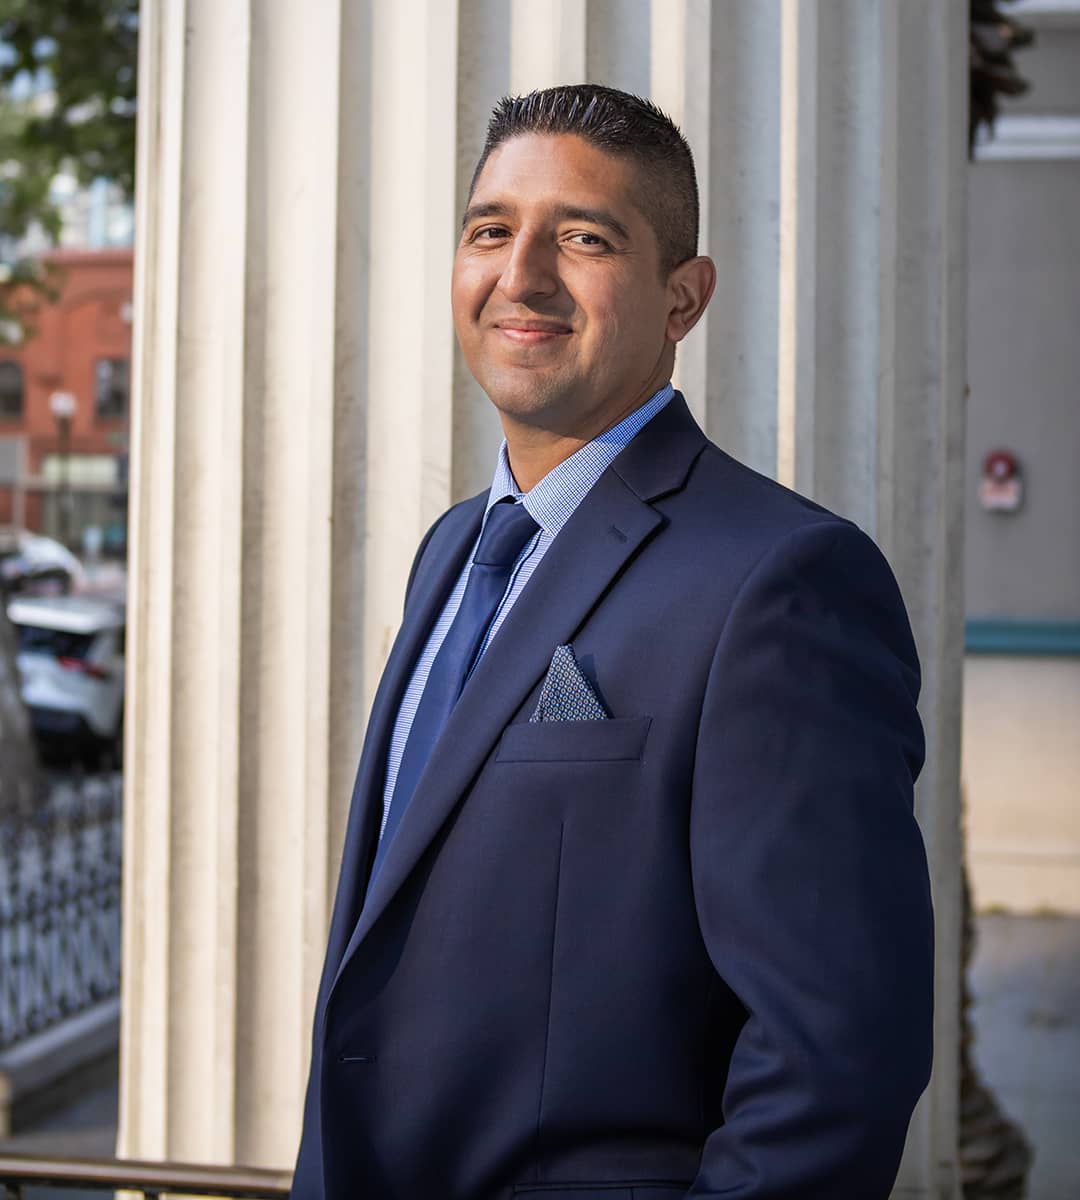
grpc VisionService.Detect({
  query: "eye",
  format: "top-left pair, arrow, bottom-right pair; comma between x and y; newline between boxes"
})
470,225 -> 511,242
565,231 -> 610,250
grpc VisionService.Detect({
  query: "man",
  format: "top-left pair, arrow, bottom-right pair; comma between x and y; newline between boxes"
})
292,84 -> 933,1200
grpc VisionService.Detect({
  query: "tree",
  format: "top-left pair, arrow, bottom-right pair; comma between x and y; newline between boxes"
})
0,0 -> 137,338
0,0 -> 137,195
970,0 -> 1035,153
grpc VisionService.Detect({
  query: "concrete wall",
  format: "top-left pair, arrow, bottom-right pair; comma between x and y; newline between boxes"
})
964,7 -> 1080,913
964,657 -> 1080,913
966,161 -> 1080,620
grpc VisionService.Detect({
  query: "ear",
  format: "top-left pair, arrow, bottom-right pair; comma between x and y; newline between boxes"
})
665,256 -> 716,343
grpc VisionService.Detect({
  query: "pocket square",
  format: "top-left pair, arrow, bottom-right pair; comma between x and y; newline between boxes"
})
530,644 -> 609,723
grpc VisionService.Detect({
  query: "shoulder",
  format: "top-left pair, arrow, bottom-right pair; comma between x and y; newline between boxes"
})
685,441 -> 842,545
660,439 -> 893,593
656,439 -> 917,669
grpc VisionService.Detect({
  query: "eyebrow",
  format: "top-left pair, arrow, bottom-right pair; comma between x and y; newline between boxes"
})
461,201 -> 631,243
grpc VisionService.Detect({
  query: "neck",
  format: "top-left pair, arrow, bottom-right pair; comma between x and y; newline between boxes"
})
501,379 -> 670,492
503,427 -> 593,493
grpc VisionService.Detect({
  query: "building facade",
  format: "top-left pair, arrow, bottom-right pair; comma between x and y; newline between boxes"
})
0,248 -> 132,549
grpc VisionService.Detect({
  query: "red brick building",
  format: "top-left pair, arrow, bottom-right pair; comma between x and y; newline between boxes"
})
0,248 -> 133,548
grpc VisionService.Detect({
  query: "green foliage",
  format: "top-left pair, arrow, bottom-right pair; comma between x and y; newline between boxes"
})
970,0 -> 1035,154
0,0 -> 137,337
0,0 -> 138,196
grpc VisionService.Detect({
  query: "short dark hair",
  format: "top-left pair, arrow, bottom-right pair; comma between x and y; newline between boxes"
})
469,84 -> 700,276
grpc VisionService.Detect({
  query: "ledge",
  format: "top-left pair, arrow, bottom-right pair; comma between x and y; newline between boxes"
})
0,998 -> 119,1137
965,619 -> 1080,656
1010,0 -> 1080,30
974,114 -> 1080,161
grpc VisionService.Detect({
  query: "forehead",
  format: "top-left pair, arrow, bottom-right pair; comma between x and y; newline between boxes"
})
470,133 -> 645,218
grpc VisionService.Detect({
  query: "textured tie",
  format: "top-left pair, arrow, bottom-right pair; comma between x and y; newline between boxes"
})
368,498 -> 540,884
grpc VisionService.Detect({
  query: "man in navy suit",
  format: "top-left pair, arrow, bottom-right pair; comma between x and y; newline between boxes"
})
292,84 -> 933,1200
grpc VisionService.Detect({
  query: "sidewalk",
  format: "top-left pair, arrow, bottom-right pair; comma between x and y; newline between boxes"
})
969,912 -> 1080,1200
0,1053 -> 116,1200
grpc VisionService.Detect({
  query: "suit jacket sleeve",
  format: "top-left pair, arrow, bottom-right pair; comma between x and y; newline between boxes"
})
688,520 -> 933,1199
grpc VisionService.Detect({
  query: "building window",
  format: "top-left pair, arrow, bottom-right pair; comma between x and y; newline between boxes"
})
95,358 -> 130,420
0,361 -> 23,419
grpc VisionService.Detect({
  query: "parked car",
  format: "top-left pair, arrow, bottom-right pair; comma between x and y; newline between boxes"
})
6,594 -> 125,763
0,532 -> 86,597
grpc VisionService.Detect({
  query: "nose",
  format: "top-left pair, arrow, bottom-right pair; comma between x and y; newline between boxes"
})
496,231 -> 559,304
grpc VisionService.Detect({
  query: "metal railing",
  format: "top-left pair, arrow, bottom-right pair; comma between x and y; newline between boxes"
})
0,775 -> 122,1051
0,1151 -> 291,1198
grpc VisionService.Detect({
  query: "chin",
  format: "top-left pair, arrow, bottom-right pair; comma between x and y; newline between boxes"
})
482,372 -> 580,427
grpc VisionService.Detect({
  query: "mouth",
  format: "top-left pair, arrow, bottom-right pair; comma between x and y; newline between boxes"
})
493,319 -> 573,345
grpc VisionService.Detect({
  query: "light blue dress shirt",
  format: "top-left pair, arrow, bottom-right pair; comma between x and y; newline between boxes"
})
379,381 -> 674,834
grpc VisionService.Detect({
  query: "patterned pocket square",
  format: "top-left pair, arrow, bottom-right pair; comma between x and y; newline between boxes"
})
530,644 -> 609,722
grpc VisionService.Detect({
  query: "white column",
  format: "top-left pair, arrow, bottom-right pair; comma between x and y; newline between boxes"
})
364,0 -> 459,703
651,0 -> 784,456
452,0 -> 512,502
876,5 -> 967,1196
510,0 -> 587,93
121,0 -> 457,1169
663,3 -> 965,1195
587,0 -> 651,96
732,2 -> 966,1194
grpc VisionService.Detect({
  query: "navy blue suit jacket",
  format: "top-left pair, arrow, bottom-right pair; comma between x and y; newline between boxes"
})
291,395 -> 933,1200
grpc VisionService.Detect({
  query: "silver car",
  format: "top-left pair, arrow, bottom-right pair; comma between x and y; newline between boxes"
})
7,595 -> 125,762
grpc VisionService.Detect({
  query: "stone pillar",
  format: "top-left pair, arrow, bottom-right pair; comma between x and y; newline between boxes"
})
123,2 -> 965,1192
666,3 -> 966,1193
778,7 -> 967,1194
646,3 -> 962,1194
120,0 -> 457,1169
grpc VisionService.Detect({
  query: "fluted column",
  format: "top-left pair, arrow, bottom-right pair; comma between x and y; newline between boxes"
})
121,0 -> 457,1169
652,3 -> 963,1194
773,7 -> 967,1192
667,4 -> 966,1193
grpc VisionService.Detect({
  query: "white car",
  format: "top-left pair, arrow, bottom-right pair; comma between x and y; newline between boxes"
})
6,594 -> 125,761
0,531 -> 87,596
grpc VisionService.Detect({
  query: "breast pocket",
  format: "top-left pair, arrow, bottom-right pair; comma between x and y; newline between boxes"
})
495,716 -> 651,763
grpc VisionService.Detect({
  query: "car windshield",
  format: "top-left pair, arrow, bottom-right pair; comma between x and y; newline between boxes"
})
15,624 -> 95,660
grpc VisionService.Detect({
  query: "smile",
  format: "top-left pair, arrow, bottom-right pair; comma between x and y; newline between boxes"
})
494,321 -> 572,344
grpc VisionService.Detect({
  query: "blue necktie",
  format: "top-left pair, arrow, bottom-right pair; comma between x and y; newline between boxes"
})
368,497 -> 540,884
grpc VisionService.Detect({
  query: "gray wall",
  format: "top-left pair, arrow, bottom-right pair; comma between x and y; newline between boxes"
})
965,26 -> 1080,621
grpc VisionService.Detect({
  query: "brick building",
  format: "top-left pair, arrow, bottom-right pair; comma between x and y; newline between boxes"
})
0,247 -> 132,550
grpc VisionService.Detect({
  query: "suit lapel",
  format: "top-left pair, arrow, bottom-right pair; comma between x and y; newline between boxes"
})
321,498 -> 484,981
332,396 -> 707,981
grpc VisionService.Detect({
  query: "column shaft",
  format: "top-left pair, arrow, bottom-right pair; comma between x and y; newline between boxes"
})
510,0 -> 587,93
122,0 -> 458,1168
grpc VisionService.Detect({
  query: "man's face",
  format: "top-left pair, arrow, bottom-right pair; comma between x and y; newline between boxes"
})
452,133 -> 678,439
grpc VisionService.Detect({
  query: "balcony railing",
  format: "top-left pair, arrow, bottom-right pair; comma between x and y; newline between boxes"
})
0,1151 -> 291,1198
0,776 -> 122,1051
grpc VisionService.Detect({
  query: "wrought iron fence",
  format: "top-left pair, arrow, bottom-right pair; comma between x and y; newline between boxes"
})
0,775 -> 122,1051
0,1151 -> 291,1198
